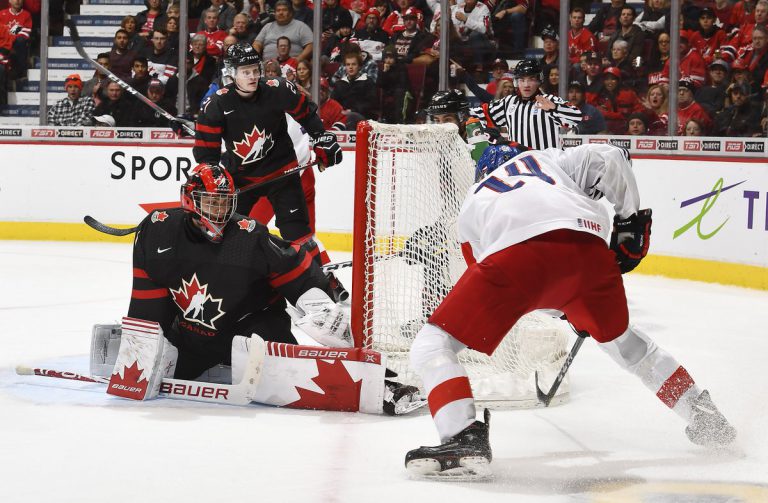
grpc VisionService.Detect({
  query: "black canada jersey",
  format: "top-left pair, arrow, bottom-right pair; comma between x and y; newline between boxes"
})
193,77 -> 325,188
128,208 -> 328,341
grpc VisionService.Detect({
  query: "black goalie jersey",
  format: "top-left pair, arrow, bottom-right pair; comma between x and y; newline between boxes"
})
193,77 -> 325,187
127,208 -> 329,356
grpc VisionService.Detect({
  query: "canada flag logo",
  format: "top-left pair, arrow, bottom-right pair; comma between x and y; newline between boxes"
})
151,210 -> 169,223
233,125 -> 274,165
237,218 -> 256,232
170,273 -> 225,330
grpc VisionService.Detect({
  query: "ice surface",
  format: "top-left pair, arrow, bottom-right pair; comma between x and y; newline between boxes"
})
1,241 -> 766,502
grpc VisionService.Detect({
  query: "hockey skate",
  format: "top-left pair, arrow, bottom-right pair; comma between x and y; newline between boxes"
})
685,390 -> 737,448
405,409 -> 492,480
383,380 -> 427,416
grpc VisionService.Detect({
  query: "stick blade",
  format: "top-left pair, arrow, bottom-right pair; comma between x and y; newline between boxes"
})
64,19 -> 80,41
534,371 -> 553,406
83,215 -> 137,236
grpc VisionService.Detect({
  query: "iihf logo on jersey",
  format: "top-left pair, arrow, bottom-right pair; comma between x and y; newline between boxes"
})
233,125 -> 274,165
170,273 -> 225,330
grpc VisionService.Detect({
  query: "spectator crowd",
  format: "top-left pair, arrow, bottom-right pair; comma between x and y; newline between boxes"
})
1,0 -> 766,136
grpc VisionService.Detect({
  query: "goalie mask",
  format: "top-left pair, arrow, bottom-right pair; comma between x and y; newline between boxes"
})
475,143 -> 527,182
181,163 -> 238,243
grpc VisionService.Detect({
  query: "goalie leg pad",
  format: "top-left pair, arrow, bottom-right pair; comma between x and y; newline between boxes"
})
90,323 -> 122,378
410,324 -> 476,442
107,317 -> 177,400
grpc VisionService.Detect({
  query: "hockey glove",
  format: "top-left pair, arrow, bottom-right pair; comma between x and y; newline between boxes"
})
170,117 -> 195,137
287,288 -> 352,347
609,208 -> 652,274
312,132 -> 342,171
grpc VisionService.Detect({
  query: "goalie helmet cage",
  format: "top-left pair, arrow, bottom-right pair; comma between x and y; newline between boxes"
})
351,120 -> 571,408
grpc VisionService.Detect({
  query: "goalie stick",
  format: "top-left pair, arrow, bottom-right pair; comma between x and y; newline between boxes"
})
84,161 -> 318,237
65,19 -> 194,136
534,329 -> 589,406
15,340 -> 264,406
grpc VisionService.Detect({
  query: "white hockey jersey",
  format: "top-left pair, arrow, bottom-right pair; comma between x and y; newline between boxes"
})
459,144 -> 641,262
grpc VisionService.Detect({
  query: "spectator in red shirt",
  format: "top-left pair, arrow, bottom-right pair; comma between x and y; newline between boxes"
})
568,7 -> 597,64
728,0 -> 767,50
660,32 -> 707,88
733,24 -> 768,94
485,58 -> 510,96
691,7 -> 728,65
196,7 -> 227,58
714,0 -> 736,31
0,0 -> 31,80
590,66 -> 644,133
318,77 -> 346,130
677,77 -> 712,134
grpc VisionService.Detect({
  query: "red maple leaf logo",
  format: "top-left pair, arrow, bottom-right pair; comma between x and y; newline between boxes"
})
237,218 -> 255,232
151,210 -> 169,222
232,125 -> 272,163
287,359 -> 362,412
107,360 -> 149,400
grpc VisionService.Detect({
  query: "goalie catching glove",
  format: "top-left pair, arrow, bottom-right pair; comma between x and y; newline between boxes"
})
287,288 -> 352,347
610,208 -> 652,274
311,132 -> 342,171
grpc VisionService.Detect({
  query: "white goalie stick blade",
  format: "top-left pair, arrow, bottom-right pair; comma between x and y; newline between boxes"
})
406,457 -> 493,482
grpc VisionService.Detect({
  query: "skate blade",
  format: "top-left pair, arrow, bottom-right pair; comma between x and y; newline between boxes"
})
395,398 -> 428,415
406,457 -> 492,481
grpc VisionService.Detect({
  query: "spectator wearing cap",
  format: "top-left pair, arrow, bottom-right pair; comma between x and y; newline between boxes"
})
0,0 -> 31,81
539,26 -> 559,78
727,0 -> 768,51
135,78 -> 177,126
318,77 -> 346,130
566,80 -> 606,134
485,58 -> 510,96
491,0 -> 528,58
590,66 -> 644,134
449,0 -> 493,74
607,5 -> 646,64
378,45 -> 410,123
390,8 -> 431,64
588,0 -> 626,43
254,0 -> 313,61
659,31 -> 707,87
92,114 -> 116,127
332,51 -> 378,124
568,7 -> 598,64
625,112 -> 649,135
355,8 -> 389,45
47,74 -> 95,126
715,81 -> 763,135
677,77 -> 712,134
580,51 -> 604,102
324,13 -> 356,60
696,59 -> 731,115
291,0 -> 313,28
690,7 -> 728,66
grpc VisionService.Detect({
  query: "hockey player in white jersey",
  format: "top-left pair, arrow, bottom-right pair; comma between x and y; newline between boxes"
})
404,143 -> 737,479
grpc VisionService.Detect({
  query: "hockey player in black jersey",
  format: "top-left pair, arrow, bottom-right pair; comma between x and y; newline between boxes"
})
192,42 -> 342,256
128,163 -> 347,380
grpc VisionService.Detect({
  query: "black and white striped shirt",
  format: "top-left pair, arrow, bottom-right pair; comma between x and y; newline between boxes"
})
470,91 -> 582,150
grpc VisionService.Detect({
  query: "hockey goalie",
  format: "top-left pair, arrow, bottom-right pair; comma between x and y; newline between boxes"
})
92,163 -> 423,415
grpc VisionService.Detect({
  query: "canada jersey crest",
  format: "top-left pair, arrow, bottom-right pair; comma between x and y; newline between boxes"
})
233,125 -> 274,165
170,273 -> 225,330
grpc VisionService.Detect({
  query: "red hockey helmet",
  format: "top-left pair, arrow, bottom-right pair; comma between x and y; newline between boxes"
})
181,163 -> 238,243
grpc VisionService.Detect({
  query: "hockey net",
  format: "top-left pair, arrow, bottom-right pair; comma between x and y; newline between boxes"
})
351,121 -> 571,408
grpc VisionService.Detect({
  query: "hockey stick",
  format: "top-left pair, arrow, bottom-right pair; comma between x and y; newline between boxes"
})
15,339 -> 264,406
64,19 -> 195,136
534,329 -> 589,407
84,161 -> 319,237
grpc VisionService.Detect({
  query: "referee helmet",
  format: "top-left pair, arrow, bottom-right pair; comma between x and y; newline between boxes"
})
513,58 -> 543,82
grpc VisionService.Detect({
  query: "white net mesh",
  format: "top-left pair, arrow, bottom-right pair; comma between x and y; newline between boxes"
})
355,121 -> 571,407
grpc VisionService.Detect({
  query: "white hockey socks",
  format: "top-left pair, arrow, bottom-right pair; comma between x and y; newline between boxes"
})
107,317 -> 177,400
598,324 -> 701,421
410,323 -> 476,442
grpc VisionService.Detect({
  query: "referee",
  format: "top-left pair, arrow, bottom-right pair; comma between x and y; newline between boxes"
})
470,58 -> 582,150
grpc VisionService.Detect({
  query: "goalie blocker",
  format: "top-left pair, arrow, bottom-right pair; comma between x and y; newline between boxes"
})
95,318 -> 423,414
